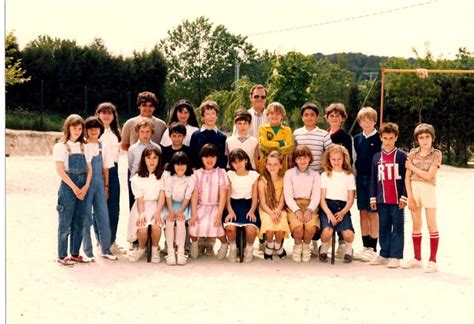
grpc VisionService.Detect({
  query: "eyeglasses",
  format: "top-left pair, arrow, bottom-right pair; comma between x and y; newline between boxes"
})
252,95 -> 266,100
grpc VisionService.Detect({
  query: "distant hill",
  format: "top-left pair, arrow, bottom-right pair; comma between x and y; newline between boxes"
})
312,52 -> 415,81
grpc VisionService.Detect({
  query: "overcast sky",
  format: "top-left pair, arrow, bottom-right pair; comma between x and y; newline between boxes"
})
5,0 -> 474,58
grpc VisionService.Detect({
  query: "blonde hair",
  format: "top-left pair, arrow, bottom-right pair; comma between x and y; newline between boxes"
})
356,106 -> 377,123
62,114 -> 86,143
322,145 -> 352,176
414,123 -> 436,142
262,150 -> 283,209
266,102 -> 286,117
325,102 -> 347,119
199,100 -> 220,116
134,117 -> 155,134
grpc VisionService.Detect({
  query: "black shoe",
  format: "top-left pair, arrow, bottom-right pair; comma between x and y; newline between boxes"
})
343,254 -> 353,263
277,248 -> 287,259
264,252 -> 273,260
319,246 -> 328,262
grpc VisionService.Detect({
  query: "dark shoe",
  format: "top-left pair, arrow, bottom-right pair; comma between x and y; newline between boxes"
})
318,246 -> 328,262
343,254 -> 353,263
264,252 -> 273,260
264,244 -> 273,260
277,248 -> 287,259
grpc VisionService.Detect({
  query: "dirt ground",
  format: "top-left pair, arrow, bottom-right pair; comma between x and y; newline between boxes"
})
6,152 -> 474,324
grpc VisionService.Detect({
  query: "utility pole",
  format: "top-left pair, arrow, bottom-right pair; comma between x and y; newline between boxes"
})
234,57 -> 240,89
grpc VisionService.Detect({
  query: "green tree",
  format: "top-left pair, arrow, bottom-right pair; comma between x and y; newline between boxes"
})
5,31 -> 30,87
160,16 -> 258,106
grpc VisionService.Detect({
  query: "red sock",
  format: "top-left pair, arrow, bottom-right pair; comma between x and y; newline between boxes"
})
412,233 -> 422,261
429,232 -> 439,262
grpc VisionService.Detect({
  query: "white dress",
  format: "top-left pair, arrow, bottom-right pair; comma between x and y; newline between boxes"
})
127,173 -> 163,242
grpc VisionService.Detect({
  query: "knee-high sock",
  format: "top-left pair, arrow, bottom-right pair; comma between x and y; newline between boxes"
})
176,220 -> 186,253
166,220 -> 175,254
429,232 -> 439,262
412,233 -> 422,260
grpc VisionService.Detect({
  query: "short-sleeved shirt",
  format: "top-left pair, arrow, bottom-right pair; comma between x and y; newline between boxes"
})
127,141 -> 161,176
227,170 -> 260,199
408,147 -> 442,185
85,142 -> 114,169
130,173 -> 163,201
321,171 -> 356,202
225,135 -> 259,170
121,115 -> 167,148
100,127 -> 121,164
164,174 -> 195,202
53,141 -> 93,171
293,126 -> 332,173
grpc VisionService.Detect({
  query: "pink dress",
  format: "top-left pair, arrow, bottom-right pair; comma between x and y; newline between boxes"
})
188,168 -> 228,238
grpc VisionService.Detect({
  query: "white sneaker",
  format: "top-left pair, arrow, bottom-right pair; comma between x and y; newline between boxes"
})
166,253 -> 176,265
401,258 -> 423,269
177,252 -> 187,265
336,242 -> 346,259
128,248 -> 145,262
311,241 -> 319,257
110,243 -> 126,255
424,261 -> 438,273
190,241 -> 199,260
302,243 -> 312,263
353,247 -> 368,260
387,258 -> 400,268
292,243 -> 302,263
217,243 -> 228,260
243,245 -> 254,263
151,249 -> 161,263
369,255 -> 389,265
205,238 -> 216,256
102,253 -> 118,261
360,248 -> 376,262
228,245 -> 237,262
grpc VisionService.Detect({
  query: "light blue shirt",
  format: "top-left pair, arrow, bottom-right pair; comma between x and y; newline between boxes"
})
127,140 -> 161,176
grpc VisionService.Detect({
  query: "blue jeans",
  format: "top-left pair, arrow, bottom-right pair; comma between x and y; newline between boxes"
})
108,163 -> 120,243
127,169 -> 135,210
377,203 -> 404,259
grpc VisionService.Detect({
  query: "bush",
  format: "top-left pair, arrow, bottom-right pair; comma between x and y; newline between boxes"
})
6,108 -> 66,131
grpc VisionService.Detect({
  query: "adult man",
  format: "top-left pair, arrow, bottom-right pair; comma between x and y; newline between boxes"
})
121,91 -> 167,151
234,84 -> 268,138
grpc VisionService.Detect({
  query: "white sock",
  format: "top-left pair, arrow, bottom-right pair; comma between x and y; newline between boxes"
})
275,242 -> 284,255
265,241 -> 274,254
320,242 -> 330,254
229,241 -> 237,248
345,242 -> 353,255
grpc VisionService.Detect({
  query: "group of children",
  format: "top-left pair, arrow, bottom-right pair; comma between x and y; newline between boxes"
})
54,88 -> 442,273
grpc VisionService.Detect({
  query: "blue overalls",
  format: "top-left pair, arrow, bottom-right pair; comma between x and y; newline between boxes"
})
83,142 -> 113,257
57,143 -> 88,259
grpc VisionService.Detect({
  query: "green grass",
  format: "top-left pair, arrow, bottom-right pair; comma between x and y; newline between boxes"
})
6,108 -> 66,131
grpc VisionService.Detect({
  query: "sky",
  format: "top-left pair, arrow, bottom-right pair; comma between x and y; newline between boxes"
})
4,0 -> 474,59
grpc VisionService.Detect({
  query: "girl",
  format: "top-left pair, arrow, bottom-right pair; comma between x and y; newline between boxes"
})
163,151 -> 195,266
258,102 -> 294,175
96,102 -> 124,254
53,114 -> 92,266
82,117 -> 117,261
284,145 -> 321,263
223,149 -> 260,262
160,99 -> 200,147
127,146 -> 165,263
403,123 -> 442,273
318,145 -> 356,263
258,150 -> 290,260
189,144 -> 229,260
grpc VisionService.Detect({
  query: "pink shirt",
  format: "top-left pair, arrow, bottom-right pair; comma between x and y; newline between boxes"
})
283,167 -> 321,212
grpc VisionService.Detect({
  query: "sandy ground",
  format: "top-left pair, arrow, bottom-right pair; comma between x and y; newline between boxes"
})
6,153 -> 474,324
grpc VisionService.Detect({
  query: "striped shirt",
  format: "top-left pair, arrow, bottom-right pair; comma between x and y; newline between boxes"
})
293,126 -> 332,173
248,107 -> 268,138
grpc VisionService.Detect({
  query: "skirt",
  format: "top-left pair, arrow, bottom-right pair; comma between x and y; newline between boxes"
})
188,203 -> 225,238
222,198 -> 261,229
162,199 -> 191,221
127,200 -> 160,242
258,207 -> 290,239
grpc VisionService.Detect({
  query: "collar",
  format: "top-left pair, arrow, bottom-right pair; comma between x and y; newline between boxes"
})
363,129 -> 377,138
249,107 -> 266,116
201,125 -> 218,132
304,126 -> 320,132
413,146 -> 435,155
237,134 -> 250,141
295,167 -> 311,175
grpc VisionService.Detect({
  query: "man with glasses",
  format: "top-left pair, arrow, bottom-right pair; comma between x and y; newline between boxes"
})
246,84 -> 268,138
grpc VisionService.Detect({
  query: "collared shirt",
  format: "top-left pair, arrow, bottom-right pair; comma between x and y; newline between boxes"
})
362,129 -> 377,139
283,167 -> 321,213
164,174 -> 196,202
200,125 -> 219,132
100,127 -> 121,163
127,140 -> 161,176
248,107 -> 268,138
408,147 -> 442,185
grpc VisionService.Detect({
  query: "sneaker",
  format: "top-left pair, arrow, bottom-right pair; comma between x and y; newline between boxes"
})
292,244 -> 302,263
217,243 -> 228,260
243,245 -> 253,263
70,255 -> 90,263
102,253 -> 118,261
128,248 -> 145,262
311,241 -> 319,257
58,257 -> 75,266
424,261 -> 438,273
166,253 -> 176,265
190,241 -> 199,260
369,255 -> 388,265
319,246 -> 328,263
277,248 -> 287,259
387,258 -> 400,268
177,252 -> 187,265
302,243 -> 312,263
401,258 -> 423,269
336,242 -> 346,259
360,248 -> 377,262
229,245 -> 237,262
353,247 -> 368,260
205,238 -> 216,256
110,243 -> 127,255
151,249 -> 161,264
343,253 -> 353,263
84,256 -> 96,263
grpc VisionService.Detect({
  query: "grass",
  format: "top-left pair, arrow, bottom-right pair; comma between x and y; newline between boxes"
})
6,108 -> 67,132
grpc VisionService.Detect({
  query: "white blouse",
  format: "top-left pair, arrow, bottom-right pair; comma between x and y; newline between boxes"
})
227,170 -> 259,199
160,124 -> 199,147
164,174 -> 196,202
131,173 -> 163,201
100,127 -> 121,163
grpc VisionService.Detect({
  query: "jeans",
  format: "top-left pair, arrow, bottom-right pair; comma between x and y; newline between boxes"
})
108,163 -> 120,243
377,203 -> 404,259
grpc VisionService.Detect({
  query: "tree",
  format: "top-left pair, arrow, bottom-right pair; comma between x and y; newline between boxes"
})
5,31 -> 30,87
160,16 -> 258,106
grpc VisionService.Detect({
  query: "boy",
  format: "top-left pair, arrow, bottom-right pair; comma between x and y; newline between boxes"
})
127,118 -> 161,209
353,107 -> 382,262
369,122 -> 407,268
226,109 -> 259,170
190,100 -> 227,169
160,123 -> 191,170
403,123 -> 442,273
293,103 -> 332,174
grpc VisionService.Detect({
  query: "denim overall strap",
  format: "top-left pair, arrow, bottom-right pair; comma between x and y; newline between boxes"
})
65,143 -> 87,175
